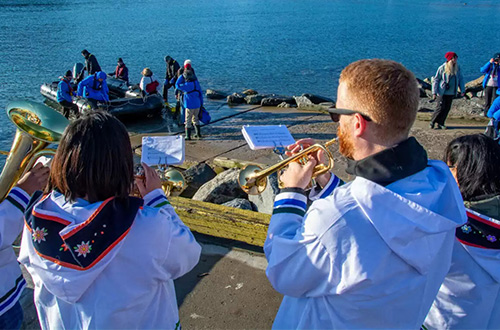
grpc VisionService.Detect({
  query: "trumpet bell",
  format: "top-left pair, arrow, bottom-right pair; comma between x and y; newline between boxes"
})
162,169 -> 186,197
238,164 -> 267,195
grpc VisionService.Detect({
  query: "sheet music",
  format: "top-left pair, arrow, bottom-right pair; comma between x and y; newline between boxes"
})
141,136 -> 185,166
241,125 -> 295,150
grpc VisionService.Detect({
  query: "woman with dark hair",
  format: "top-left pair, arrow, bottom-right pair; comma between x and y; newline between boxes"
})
19,112 -> 201,329
424,134 -> 500,329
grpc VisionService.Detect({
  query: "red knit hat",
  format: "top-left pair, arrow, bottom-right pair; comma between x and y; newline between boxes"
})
445,52 -> 457,61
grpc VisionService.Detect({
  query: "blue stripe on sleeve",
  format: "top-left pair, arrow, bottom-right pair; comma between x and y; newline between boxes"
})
320,175 -> 340,198
10,188 -> 29,205
147,194 -> 166,206
274,198 -> 307,210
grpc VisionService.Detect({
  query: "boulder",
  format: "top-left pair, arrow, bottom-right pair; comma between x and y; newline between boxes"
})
277,102 -> 296,108
423,77 -> 433,85
206,89 -> 227,100
294,96 -> 333,110
300,93 -> 334,104
416,78 -> 432,91
248,173 -> 280,215
261,96 -> 296,107
242,89 -> 258,96
245,94 -> 264,105
465,75 -> 484,94
222,198 -> 255,211
180,162 -> 217,198
227,93 -> 246,106
418,96 -> 483,116
192,168 -> 247,204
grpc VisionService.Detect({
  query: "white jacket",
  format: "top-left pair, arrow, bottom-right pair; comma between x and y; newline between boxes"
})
19,188 -> 201,329
0,187 -> 29,316
265,160 -> 466,329
425,209 -> 500,329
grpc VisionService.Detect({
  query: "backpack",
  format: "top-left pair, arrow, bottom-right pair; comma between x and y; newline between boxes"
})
146,77 -> 159,94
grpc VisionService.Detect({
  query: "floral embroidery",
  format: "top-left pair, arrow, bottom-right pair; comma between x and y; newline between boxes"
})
461,225 -> 472,234
74,241 -> 92,258
32,227 -> 48,243
487,235 -> 497,243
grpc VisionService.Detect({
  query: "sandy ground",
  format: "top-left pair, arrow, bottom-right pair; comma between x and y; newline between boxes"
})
17,105 -> 487,329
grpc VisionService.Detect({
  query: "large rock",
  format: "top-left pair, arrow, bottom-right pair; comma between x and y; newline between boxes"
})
222,198 -> 255,211
227,93 -> 246,106
192,168 -> 247,204
242,89 -> 258,96
294,95 -> 333,110
245,94 -> 264,105
277,102 -> 296,108
261,95 -> 296,107
248,173 -> 280,215
180,163 -> 217,198
206,89 -> 227,100
418,96 -> 484,116
465,75 -> 484,95
300,94 -> 334,104
417,78 -> 432,97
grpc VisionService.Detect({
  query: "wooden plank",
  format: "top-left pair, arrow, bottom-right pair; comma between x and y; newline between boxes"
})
169,196 -> 270,247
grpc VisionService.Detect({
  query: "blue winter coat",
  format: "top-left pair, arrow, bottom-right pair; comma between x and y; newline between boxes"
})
57,78 -> 73,103
487,96 -> 500,120
175,75 -> 203,109
77,71 -> 109,102
480,61 -> 500,94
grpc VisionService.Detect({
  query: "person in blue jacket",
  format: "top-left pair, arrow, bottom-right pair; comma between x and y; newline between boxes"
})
57,70 -> 80,119
175,60 -> 203,140
76,71 -> 109,110
480,53 -> 500,116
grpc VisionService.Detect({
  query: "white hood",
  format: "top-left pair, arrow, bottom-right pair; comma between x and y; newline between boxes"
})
351,160 -> 467,275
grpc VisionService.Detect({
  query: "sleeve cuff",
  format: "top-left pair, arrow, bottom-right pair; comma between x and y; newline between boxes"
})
273,190 -> 308,217
143,188 -> 170,208
309,174 -> 342,201
6,187 -> 30,212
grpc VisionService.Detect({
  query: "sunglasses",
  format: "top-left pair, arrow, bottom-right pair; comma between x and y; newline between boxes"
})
328,107 -> 373,123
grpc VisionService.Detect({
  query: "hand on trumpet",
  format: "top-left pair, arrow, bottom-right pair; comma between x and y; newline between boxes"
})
285,139 -> 332,188
279,155 -> 317,190
16,162 -> 50,196
134,163 -> 162,198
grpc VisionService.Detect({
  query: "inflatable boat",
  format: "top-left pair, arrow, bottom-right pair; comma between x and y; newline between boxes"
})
40,78 -> 163,118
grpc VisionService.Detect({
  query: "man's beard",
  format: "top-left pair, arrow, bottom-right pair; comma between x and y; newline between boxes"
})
337,125 -> 355,159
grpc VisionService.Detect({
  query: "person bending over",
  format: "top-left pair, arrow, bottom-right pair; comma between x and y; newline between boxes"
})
57,70 -> 80,119
76,71 -> 109,111
19,111 -> 201,330
264,59 -> 466,329
425,134 -> 500,329
0,163 -> 49,330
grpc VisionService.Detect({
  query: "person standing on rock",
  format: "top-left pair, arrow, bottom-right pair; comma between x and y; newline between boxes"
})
430,52 -> 465,129
176,60 -> 203,140
264,59 -> 466,329
480,53 -> 500,117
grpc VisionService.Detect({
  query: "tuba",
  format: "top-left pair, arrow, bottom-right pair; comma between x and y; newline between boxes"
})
0,100 -> 69,202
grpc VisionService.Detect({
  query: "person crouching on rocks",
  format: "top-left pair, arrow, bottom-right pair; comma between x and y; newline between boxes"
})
430,52 -> 465,129
57,70 -> 80,119
76,71 -> 109,111
139,68 -> 160,97
175,60 -> 204,140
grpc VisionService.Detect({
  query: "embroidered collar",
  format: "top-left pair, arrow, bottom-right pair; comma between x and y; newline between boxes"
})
25,192 -> 143,270
457,209 -> 500,249
345,137 -> 428,186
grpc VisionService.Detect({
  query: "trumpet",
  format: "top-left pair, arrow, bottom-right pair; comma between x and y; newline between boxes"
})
238,138 -> 337,195
134,164 -> 186,197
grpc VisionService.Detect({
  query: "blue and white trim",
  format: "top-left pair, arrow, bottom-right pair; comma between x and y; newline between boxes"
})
273,189 -> 308,217
5,187 -> 30,213
310,174 -> 342,201
0,275 -> 26,317
143,189 -> 170,208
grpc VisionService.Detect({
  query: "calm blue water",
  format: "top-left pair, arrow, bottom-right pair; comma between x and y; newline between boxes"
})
0,0 -> 499,152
